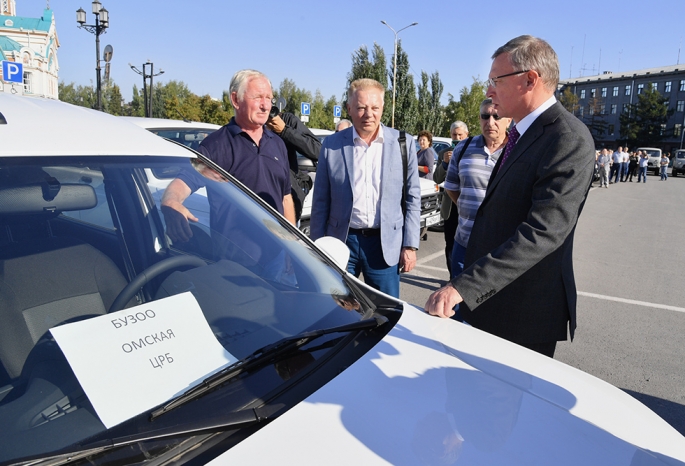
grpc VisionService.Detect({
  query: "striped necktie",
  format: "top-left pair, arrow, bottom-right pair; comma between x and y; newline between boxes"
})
499,125 -> 520,168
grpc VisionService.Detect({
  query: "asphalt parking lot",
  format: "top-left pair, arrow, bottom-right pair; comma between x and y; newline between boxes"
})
399,172 -> 685,436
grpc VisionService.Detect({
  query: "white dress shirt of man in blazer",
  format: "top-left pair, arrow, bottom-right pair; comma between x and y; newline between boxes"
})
310,78 -> 421,298
425,35 -> 595,358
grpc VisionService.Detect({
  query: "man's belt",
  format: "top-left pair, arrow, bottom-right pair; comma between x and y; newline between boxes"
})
348,228 -> 380,237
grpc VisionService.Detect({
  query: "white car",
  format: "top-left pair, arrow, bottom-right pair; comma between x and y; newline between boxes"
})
1,95 -> 684,465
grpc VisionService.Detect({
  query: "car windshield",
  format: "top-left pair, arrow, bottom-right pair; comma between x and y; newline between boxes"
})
643,150 -> 660,157
0,155 -> 368,463
677,152 -> 685,159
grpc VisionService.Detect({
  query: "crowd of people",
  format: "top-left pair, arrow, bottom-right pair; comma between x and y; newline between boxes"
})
596,147 -> 672,186
162,35 -> 598,359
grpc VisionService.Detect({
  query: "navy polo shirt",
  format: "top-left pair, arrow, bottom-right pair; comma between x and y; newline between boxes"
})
183,118 -> 290,214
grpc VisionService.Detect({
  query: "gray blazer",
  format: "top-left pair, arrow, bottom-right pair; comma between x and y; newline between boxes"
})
452,102 -> 595,345
310,125 -> 421,267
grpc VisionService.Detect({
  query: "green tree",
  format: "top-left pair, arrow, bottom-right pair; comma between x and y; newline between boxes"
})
308,90 -> 338,130
441,78 -> 487,137
274,78 -> 313,117
58,81 -> 96,109
619,84 -> 674,147
345,43 -> 391,124
389,39 -> 418,133
126,84 -> 145,117
416,70 -> 445,136
559,87 -> 579,115
101,80 -> 123,116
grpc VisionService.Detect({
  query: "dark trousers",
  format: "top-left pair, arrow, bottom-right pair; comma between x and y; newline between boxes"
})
609,163 -> 620,183
443,206 -> 459,276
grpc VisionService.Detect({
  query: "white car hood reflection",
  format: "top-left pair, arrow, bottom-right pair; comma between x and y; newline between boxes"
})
216,304 -> 685,465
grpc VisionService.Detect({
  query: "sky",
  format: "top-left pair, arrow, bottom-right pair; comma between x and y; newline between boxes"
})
17,0 -> 685,106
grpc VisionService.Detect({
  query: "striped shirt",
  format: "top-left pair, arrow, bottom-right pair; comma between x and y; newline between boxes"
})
444,135 -> 503,248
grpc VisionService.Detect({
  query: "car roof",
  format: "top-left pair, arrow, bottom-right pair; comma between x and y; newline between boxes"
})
309,128 -> 333,137
121,116 -> 222,131
0,95 -> 193,158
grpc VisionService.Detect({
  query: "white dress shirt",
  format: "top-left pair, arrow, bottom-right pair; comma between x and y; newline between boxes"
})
349,126 -> 384,229
514,95 -> 557,138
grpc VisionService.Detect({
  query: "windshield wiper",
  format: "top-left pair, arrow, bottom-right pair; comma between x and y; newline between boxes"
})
150,315 -> 389,420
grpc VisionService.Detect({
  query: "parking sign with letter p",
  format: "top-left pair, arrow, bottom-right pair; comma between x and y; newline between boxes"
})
2,61 -> 23,84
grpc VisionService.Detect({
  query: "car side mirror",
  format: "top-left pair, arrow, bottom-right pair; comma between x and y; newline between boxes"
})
314,236 -> 350,270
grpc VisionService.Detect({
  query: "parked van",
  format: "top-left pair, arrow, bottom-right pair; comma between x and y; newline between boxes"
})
637,147 -> 662,176
672,149 -> 685,177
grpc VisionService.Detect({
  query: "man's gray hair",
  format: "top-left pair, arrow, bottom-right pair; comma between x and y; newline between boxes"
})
348,78 -> 385,103
492,35 -> 559,92
335,119 -> 352,131
450,121 -> 468,132
229,69 -> 272,108
480,98 -> 494,110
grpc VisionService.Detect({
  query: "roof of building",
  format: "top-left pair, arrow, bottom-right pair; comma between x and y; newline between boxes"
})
0,9 -> 53,33
0,34 -> 21,52
560,64 -> 685,85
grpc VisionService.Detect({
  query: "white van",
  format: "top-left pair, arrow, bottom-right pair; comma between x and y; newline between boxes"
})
672,149 -> 685,177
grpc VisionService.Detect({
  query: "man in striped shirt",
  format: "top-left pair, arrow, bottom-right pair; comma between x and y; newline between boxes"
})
444,98 -> 511,279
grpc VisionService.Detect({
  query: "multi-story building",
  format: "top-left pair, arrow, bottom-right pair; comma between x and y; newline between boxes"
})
558,65 -> 685,152
0,0 -> 59,99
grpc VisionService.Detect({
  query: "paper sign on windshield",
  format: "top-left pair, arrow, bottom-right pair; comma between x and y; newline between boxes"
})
51,292 -> 237,429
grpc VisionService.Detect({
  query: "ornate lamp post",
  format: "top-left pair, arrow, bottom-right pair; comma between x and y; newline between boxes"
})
380,20 -> 418,128
129,61 -> 165,118
76,1 -> 109,111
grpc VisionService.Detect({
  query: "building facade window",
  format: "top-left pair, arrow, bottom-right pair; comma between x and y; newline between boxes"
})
651,83 -> 658,91
676,124 -> 682,137
609,124 -> 615,136
677,100 -> 685,112
23,72 -> 32,94
588,105 -> 594,115
611,104 -> 617,114
613,86 -> 619,97
660,124 -> 666,135
580,89 -> 586,99
623,103 -> 630,113
665,81 -> 672,93
680,80 -> 685,92
600,104 -> 606,114
579,106 -> 584,117
601,87 -> 607,97
637,83 -> 644,94
625,85 -> 631,95
591,88 -> 596,98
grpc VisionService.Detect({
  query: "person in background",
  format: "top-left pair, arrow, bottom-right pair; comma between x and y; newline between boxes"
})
597,148 -> 610,188
416,130 -> 436,179
637,151 -> 649,183
310,78 -> 421,298
627,150 -> 639,182
335,119 -> 352,132
660,153 -> 670,180
434,121 -> 469,276
266,111 -> 321,223
610,147 -> 623,184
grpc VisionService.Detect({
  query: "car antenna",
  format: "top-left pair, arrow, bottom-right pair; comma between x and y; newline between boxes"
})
176,109 -> 192,124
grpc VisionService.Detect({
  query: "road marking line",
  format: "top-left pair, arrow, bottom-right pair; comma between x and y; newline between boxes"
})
578,291 -> 685,313
416,250 -> 446,265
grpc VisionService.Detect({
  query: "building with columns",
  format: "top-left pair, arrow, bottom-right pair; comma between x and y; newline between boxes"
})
0,0 -> 59,99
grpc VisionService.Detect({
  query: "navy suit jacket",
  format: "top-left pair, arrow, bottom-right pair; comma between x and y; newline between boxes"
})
310,125 -> 421,266
452,102 -> 595,345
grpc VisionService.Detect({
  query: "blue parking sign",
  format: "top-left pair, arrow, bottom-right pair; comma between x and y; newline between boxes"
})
334,106 -> 342,118
301,102 -> 310,116
2,61 -> 23,84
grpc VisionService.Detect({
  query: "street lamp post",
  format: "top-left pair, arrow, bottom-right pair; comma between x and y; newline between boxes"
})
129,61 -> 164,118
380,20 -> 418,128
76,1 -> 109,111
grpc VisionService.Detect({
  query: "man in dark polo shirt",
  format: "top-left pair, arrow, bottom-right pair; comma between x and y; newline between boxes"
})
161,69 -> 295,243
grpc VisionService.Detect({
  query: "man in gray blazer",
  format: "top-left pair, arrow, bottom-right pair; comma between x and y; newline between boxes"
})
425,36 -> 595,357
310,78 -> 421,298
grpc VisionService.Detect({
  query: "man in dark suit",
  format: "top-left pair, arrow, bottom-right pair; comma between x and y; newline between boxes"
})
425,35 -> 595,358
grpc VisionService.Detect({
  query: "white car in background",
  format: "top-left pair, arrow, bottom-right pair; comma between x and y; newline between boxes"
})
1,95 -> 684,465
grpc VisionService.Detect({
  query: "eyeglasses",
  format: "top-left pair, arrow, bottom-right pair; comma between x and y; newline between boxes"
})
480,113 -> 502,121
486,70 -> 531,88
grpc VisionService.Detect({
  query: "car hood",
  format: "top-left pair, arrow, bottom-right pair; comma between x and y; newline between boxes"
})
219,304 -> 685,465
